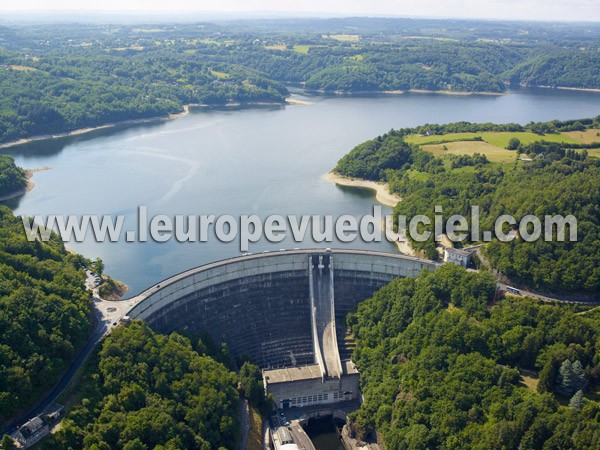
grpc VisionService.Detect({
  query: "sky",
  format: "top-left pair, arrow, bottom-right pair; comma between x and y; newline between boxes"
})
0,0 -> 599,22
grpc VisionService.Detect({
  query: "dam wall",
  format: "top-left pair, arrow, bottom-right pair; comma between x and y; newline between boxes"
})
127,249 -> 438,368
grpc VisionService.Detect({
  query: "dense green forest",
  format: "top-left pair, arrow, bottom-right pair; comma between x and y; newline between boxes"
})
0,156 -> 27,197
0,18 -> 600,143
347,265 -> 600,449
334,117 -> 600,293
0,205 -> 91,423
45,321 -> 240,450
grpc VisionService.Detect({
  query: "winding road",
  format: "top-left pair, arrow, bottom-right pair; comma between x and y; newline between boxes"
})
2,253 -> 596,439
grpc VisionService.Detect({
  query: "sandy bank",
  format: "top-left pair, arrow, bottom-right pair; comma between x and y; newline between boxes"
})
285,97 -> 313,105
0,110 -> 190,150
323,172 -> 416,256
323,172 -> 401,207
0,166 -> 50,201
0,100 -> 289,150
305,88 -> 504,96
408,89 -> 506,96
534,85 -> 600,93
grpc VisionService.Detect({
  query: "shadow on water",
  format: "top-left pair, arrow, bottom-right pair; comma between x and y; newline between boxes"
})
305,416 -> 345,450
0,104 -> 285,161
335,184 -> 378,200
0,119 -> 174,160
1,195 -> 24,210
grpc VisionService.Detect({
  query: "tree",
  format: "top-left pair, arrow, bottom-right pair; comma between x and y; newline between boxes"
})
90,258 -> 104,276
123,438 -> 147,450
238,362 -> 263,406
506,137 -> 521,150
569,390 -> 584,410
1,435 -> 14,449
571,360 -> 587,391
238,361 -> 272,415
555,359 -> 587,397
51,322 -> 240,450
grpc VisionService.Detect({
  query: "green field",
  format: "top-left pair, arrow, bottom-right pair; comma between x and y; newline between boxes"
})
347,54 -> 364,61
422,140 -> 517,164
405,169 -> 431,181
324,34 -> 360,42
406,131 -> 580,148
581,148 -> 600,158
405,129 -> 600,161
264,43 -> 286,51
210,69 -> 230,79
199,38 -> 221,45
563,128 -> 600,144
292,44 -> 310,54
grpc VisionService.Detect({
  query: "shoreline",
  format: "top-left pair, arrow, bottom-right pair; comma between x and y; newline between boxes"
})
530,85 -> 600,93
0,113 -> 185,150
323,172 -> 416,256
285,97 -> 313,105
305,87 -> 506,96
0,167 -> 49,201
408,89 -> 505,96
323,172 -> 402,207
0,100 -> 289,150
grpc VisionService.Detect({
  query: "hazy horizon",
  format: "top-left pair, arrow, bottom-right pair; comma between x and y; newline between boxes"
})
0,1 -> 599,23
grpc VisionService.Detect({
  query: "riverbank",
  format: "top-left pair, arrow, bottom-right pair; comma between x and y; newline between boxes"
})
304,87 -> 506,96
408,89 -> 505,96
323,172 -> 401,207
0,111 -> 189,150
323,172 -> 416,256
285,97 -> 313,105
0,167 -> 49,201
0,99 -> 291,150
532,85 -> 600,93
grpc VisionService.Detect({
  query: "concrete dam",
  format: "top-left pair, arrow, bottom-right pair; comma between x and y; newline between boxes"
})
127,249 -> 439,408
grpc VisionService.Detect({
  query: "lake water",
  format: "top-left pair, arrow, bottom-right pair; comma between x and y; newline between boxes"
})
3,87 -> 600,294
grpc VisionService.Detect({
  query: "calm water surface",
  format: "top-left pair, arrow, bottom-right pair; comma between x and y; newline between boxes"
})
3,87 -> 600,293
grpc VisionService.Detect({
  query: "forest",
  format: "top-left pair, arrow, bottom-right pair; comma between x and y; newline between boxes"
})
347,264 -> 600,449
0,156 -> 27,197
43,321 -> 242,450
0,205 -> 92,423
333,117 -> 600,293
0,18 -> 600,143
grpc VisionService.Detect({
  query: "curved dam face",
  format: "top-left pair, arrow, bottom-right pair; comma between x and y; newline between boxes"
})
128,249 -> 438,369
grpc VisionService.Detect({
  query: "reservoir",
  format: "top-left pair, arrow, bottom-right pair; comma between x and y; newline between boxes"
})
3,87 -> 600,294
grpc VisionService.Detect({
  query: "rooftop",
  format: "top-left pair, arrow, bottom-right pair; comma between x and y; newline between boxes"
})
263,364 -> 323,384
444,247 -> 471,257
343,359 -> 359,375
264,360 -> 359,385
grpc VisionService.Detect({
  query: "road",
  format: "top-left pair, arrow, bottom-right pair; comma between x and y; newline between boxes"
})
496,282 -> 598,304
3,249 -> 595,437
1,298 -> 105,435
1,271 -> 143,436
237,399 -> 250,450
470,245 -> 598,304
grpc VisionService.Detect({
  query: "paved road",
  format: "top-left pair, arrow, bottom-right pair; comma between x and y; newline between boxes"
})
496,282 -> 598,304
237,399 -> 250,450
4,248 -> 594,437
1,272 -> 143,436
470,245 -> 598,304
1,297 -> 106,435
